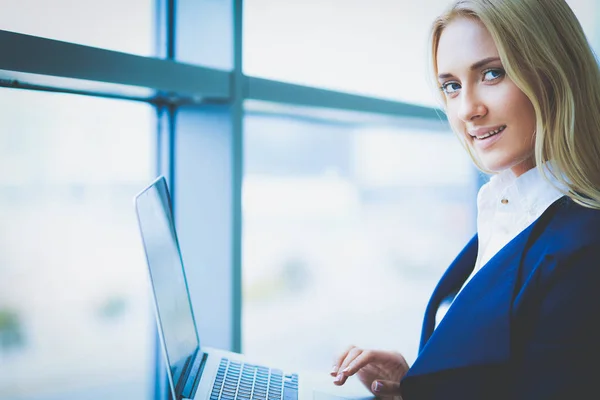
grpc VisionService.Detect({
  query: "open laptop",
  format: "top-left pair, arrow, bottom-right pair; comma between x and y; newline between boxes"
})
134,176 -> 374,400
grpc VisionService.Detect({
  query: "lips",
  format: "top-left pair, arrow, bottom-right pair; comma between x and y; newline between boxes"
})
468,125 -> 506,140
468,125 -> 506,150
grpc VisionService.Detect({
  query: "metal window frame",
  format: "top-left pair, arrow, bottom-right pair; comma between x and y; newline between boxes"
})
0,29 -> 446,119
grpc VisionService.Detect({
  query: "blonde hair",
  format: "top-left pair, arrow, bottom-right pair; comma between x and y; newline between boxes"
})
431,0 -> 600,209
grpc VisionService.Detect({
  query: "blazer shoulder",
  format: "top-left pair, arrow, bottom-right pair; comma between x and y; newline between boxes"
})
518,197 -> 600,299
540,197 -> 600,257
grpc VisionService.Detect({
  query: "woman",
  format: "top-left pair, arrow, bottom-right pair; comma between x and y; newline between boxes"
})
330,0 -> 600,399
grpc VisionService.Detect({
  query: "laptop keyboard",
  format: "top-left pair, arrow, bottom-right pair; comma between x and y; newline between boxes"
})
210,358 -> 298,400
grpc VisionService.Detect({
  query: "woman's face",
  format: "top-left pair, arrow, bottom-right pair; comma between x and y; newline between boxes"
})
436,17 -> 536,176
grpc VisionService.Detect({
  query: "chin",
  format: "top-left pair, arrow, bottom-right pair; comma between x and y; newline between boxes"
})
475,155 -> 515,174
479,155 -> 536,176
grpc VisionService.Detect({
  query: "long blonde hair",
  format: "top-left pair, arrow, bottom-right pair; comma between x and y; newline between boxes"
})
431,0 -> 600,209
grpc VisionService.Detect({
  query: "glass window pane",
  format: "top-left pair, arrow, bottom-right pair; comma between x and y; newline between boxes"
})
242,107 -> 476,370
244,0 -> 457,107
175,0 -> 233,70
244,0 -> 600,107
1,0 -> 155,56
0,88 -> 156,400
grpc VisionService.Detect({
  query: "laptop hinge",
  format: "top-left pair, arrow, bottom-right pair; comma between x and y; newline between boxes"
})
181,351 -> 208,399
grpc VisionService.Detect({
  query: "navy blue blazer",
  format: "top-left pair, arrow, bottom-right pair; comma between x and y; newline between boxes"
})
400,196 -> 600,400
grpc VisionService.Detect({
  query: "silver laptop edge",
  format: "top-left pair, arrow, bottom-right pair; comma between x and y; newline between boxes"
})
134,176 -> 202,399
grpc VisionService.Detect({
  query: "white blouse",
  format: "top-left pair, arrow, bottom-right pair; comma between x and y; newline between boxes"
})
434,165 -> 565,329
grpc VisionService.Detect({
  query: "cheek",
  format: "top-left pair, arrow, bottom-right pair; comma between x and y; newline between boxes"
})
519,99 -> 536,131
508,97 -> 536,138
500,85 -> 536,130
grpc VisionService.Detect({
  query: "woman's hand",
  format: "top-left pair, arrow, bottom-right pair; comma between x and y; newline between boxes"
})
330,346 -> 409,398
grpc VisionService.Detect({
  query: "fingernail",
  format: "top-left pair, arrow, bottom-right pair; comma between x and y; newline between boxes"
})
334,372 -> 343,382
373,381 -> 382,392
342,366 -> 350,373
330,365 -> 338,374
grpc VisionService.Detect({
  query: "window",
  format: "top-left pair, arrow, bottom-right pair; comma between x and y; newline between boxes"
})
242,107 -> 476,369
1,0 -> 155,56
0,88 -> 156,399
243,0 -> 452,106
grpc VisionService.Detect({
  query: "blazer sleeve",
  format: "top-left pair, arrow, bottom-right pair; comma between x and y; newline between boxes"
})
512,244 -> 600,399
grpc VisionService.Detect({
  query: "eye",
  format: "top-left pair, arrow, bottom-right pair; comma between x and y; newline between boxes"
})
483,68 -> 504,81
440,81 -> 461,95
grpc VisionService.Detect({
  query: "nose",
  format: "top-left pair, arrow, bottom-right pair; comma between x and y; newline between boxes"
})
457,88 -> 487,122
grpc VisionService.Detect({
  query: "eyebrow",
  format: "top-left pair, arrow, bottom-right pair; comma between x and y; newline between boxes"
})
437,57 -> 501,80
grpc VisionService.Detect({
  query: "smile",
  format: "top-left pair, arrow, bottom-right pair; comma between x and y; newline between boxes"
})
471,125 -> 506,140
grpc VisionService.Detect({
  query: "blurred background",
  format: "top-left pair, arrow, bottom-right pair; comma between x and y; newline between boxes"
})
1,0 -> 599,399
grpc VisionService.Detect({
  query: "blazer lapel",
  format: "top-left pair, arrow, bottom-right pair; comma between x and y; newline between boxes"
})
418,235 -> 478,351
407,197 -> 566,378
407,237 -> 522,377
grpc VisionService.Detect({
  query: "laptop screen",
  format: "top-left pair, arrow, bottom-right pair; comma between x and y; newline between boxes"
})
135,177 -> 200,390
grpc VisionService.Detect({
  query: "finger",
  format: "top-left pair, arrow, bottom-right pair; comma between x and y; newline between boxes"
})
371,380 -> 402,396
339,349 -> 376,377
338,347 -> 362,374
334,347 -> 363,385
331,345 -> 356,376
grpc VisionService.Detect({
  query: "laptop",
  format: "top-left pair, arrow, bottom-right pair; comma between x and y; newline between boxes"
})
134,176 -> 374,400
